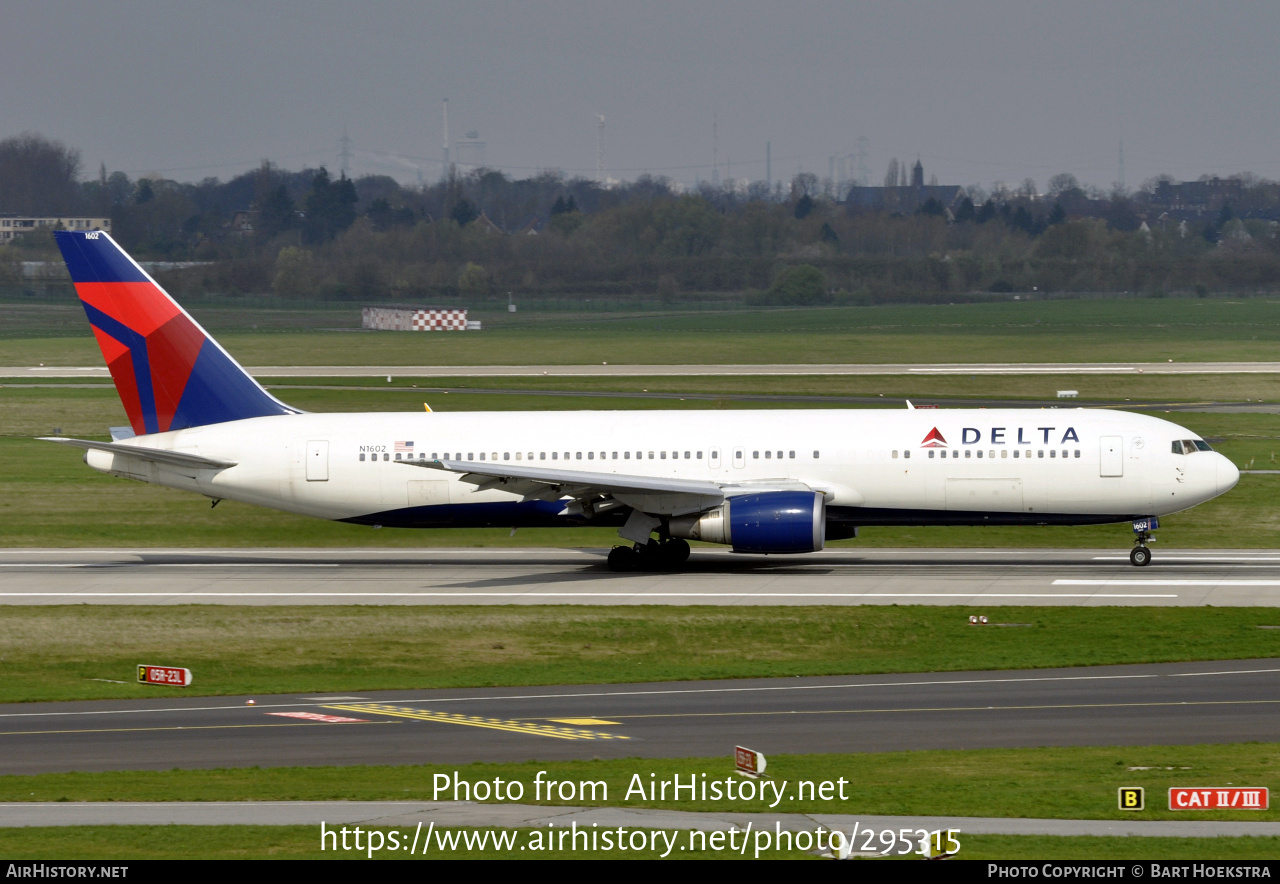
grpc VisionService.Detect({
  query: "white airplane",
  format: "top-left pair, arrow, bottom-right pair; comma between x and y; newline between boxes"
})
43,229 -> 1239,570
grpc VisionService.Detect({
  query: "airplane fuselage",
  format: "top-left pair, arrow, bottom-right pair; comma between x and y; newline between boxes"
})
84,407 -> 1238,532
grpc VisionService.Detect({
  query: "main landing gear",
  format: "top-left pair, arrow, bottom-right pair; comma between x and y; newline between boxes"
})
607,538 -> 690,572
1129,517 -> 1158,567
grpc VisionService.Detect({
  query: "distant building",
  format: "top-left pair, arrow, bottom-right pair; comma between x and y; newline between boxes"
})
0,215 -> 111,243
363,306 -> 480,331
845,160 -> 965,215
1150,178 -> 1246,214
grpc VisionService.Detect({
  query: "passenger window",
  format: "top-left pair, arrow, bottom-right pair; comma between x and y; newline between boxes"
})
789,451 -> 795,459
576,452 -> 582,460
989,450 -> 994,459
479,453 -> 485,461
613,452 -> 618,459
1013,450 -> 1019,458
384,453 -> 389,461
1037,450 -> 1044,458
1074,450 -> 1081,458
753,451 -> 759,459
892,450 -> 899,459
697,451 -> 703,459
813,450 -> 820,459
624,451 -> 630,459
765,450 -> 772,459
503,452 -> 509,460
929,450 -> 935,459
1001,450 -> 1007,458
1050,450 -> 1056,458
395,453 -> 402,460
903,450 -> 910,459
685,451 -> 691,459
552,452 -> 558,460
660,451 -> 667,460
649,452 -> 654,459
359,453 -> 365,462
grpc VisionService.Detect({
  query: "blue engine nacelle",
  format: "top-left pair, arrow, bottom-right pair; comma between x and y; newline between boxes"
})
671,490 -> 826,553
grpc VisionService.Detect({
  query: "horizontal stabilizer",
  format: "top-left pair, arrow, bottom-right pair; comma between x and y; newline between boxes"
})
39,437 -> 237,470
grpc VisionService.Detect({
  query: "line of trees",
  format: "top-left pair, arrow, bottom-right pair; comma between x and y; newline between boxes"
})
4,131 -> 1280,303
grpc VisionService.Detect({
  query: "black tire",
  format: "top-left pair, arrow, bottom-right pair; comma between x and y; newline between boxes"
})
1130,546 -> 1152,567
663,538 -> 691,566
607,545 -> 637,572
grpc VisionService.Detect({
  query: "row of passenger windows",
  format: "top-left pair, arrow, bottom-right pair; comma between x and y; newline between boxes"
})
893,449 -> 1082,460
358,449 -> 817,462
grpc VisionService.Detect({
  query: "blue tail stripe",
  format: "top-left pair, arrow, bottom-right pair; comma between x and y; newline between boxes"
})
79,302 -> 159,435
173,341 -> 295,428
57,233 -> 149,284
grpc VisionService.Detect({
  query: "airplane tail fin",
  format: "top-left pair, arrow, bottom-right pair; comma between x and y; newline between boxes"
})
54,230 -> 297,436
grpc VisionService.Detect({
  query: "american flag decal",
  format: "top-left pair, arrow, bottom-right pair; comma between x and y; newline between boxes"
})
395,441 -> 414,452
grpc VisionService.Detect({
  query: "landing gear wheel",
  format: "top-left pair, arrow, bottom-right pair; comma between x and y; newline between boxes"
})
663,538 -> 691,566
607,545 -> 638,572
1130,546 -> 1152,567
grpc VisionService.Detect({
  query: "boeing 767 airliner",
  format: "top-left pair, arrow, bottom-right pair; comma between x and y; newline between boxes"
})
42,229 -> 1239,570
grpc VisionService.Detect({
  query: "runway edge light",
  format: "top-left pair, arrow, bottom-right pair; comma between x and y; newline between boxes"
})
137,664 -> 193,687
734,745 -> 766,778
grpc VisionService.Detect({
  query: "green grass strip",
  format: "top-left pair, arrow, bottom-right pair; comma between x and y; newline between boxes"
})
3,606 -> 1280,703
3,745 -> 1279,823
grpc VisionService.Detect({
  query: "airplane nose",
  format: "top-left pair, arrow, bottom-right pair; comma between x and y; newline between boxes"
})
1217,454 -> 1240,495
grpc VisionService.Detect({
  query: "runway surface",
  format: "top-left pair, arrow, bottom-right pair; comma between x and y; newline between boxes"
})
2,659 -> 1278,774
6,548 -> 1280,606
7,361 -> 1280,378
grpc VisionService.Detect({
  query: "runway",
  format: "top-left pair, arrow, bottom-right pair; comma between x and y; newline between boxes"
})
7,361 -> 1280,378
2,659 -> 1277,774
5,548 -> 1280,606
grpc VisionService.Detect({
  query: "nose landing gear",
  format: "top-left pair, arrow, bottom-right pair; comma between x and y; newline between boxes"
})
1129,517 -> 1158,567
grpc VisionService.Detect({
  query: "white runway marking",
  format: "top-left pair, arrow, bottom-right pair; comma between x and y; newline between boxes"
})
1056,579 -> 1280,587
1092,556 -> 1280,563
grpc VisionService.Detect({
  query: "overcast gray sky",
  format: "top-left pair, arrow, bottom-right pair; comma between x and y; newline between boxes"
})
6,1 -> 1279,191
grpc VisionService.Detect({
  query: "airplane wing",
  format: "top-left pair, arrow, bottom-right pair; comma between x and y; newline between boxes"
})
399,458 -> 829,519
39,437 -> 238,470
400,457 -> 729,518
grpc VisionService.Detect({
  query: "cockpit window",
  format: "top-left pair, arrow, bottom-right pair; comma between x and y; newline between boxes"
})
1172,441 -> 1184,455
1173,439 -> 1212,454
1194,440 -> 1213,452
1182,440 -> 1197,454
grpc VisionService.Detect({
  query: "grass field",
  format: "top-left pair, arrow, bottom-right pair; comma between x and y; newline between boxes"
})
5,298 -> 1280,366
3,744 -> 1278,823
4,606 -> 1280,703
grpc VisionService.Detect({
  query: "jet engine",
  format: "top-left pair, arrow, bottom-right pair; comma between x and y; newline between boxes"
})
670,490 -> 825,553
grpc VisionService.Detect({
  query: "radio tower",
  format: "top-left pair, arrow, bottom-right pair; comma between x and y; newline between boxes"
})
1118,139 -> 1125,190
338,125 -> 353,176
442,98 -> 451,174
711,114 -> 719,187
596,114 -> 605,182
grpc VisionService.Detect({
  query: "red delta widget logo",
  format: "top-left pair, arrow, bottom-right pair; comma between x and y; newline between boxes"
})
919,426 -> 1081,448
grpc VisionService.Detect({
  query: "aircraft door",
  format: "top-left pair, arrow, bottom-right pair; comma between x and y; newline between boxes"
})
709,447 -> 721,469
1100,436 -> 1123,477
732,446 -> 745,469
305,440 -> 329,481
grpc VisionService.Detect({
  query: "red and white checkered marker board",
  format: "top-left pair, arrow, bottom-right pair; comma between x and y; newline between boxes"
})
137,665 -> 192,687
735,745 -> 766,777
411,309 -> 467,330
363,306 -> 468,331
